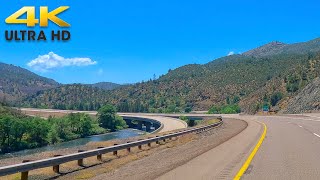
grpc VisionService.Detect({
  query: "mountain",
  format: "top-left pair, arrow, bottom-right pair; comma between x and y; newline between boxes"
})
243,41 -> 287,57
243,38 -> 320,57
88,82 -> 121,90
21,37 -> 320,113
0,62 -> 59,103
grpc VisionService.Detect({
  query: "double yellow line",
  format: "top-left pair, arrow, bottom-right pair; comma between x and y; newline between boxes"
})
234,121 -> 267,180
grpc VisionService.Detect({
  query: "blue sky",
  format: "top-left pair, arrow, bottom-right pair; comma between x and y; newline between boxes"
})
0,0 -> 319,84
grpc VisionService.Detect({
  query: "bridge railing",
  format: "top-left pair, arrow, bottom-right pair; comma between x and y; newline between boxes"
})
0,117 -> 222,180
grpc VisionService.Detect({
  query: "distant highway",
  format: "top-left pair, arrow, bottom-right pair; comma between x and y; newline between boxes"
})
19,108 -> 188,133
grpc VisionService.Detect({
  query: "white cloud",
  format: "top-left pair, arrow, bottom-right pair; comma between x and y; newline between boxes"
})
227,51 -> 235,56
27,52 -> 97,72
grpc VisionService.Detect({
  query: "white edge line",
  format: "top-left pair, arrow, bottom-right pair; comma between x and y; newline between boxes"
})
313,133 -> 320,138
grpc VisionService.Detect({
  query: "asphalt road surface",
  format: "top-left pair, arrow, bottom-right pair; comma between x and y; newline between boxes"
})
240,114 -> 320,180
158,114 -> 320,180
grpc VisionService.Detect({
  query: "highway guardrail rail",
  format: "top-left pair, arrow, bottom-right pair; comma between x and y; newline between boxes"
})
0,116 -> 222,180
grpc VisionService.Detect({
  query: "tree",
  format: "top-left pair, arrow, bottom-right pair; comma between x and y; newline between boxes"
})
233,96 -> 240,104
27,118 -> 50,147
97,104 -> 127,131
184,107 -> 192,113
48,124 -> 61,144
270,92 -> 283,106
79,114 -> 93,137
208,106 -> 221,114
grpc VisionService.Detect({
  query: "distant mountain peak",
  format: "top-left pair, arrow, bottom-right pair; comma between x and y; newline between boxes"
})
87,82 -> 121,90
243,41 -> 287,57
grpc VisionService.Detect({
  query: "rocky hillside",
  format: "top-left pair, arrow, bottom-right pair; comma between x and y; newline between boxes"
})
0,62 -> 59,103
281,77 -> 320,113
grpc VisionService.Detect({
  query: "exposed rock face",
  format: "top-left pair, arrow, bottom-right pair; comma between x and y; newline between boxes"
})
282,77 -> 320,113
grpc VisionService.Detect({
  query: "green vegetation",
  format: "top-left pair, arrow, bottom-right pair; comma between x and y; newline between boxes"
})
97,104 -> 128,131
208,104 -> 241,114
270,92 -> 283,106
0,104 -> 127,154
179,116 -> 199,127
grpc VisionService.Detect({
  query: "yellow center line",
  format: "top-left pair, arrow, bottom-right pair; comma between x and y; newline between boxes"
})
234,120 -> 267,180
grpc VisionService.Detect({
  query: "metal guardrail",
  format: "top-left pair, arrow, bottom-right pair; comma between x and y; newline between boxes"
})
0,117 -> 222,179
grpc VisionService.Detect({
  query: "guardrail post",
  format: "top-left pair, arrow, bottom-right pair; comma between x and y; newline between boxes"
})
156,136 -> 160,144
78,150 -> 85,166
97,147 -> 104,161
113,144 -> 118,156
147,137 -> 153,147
53,155 -> 62,173
138,139 -> 143,150
127,142 -> 131,152
163,134 -> 167,143
21,160 -> 32,180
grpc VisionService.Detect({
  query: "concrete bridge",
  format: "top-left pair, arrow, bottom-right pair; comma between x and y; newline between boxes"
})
18,108 -> 188,133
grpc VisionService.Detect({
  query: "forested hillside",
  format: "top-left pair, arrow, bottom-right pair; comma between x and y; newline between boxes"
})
88,82 -> 121,90
19,37 -> 320,113
0,63 -> 59,103
22,84 -> 109,110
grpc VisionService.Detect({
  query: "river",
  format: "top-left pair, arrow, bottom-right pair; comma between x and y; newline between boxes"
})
0,129 -> 145,160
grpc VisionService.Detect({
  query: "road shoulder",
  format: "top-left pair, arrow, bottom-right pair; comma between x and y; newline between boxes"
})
88,118 -> 247,180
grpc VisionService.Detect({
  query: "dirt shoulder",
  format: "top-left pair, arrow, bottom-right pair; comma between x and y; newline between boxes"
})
83,118 -> 247,180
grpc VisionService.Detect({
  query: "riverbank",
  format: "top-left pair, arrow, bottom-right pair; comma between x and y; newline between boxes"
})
0,129 -> 145,165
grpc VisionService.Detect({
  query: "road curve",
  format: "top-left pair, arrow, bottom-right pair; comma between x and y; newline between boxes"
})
156,115 -> 263,180
19,108 -> 187,133
235,114 -> 320,180
119,113 -> 187,132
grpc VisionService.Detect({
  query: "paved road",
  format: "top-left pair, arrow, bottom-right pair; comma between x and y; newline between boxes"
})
239,114 -> 320,180
157,114 -> 320,179
156,115 -> 263,180
19,108 -> 188,133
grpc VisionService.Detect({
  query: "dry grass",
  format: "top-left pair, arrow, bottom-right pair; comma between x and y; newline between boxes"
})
198,118 -> 220,126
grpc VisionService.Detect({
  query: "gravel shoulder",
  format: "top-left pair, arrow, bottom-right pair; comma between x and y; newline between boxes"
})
88,118 -> 247,180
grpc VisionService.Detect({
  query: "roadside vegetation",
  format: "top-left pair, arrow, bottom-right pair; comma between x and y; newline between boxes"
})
207,96 -> 241,114
0,104 -> 127,154
179,116 -> 199,127
179,116 -> 220,127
